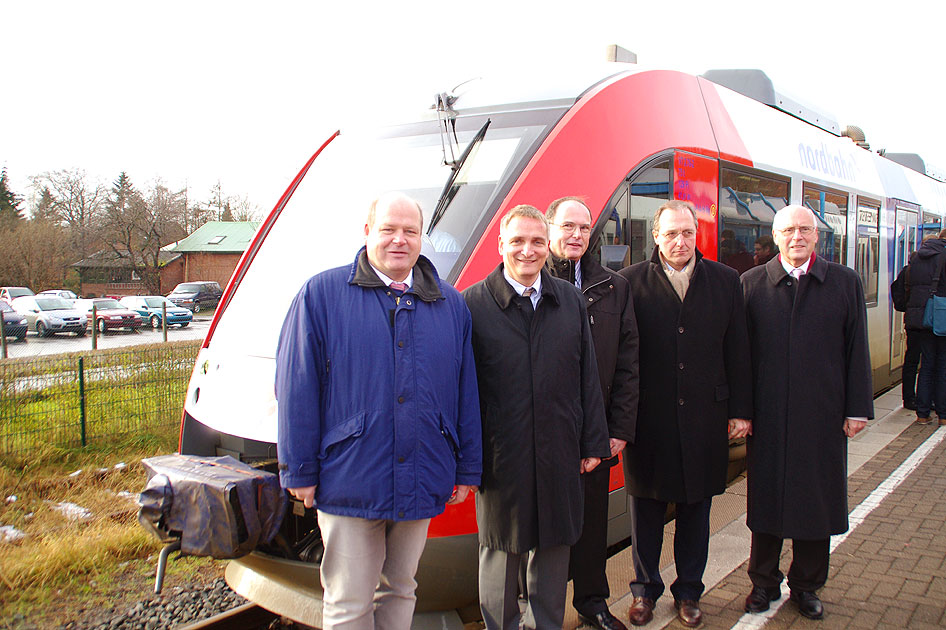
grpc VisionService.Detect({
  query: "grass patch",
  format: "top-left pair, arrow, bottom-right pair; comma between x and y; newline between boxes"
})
0,432 -> 226,624
0,340 -> 201,454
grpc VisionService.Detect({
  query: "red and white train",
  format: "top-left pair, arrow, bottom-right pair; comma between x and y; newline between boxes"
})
177,61 -> 946,628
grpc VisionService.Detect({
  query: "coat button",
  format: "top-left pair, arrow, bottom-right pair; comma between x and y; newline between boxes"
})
398,511 -> 405,518
678,363 -> 684,370
398,396 -> 405,403
398,456 -> 405,463
787,281 -> 793,286
398,341 -> 404,348
678,398 -> 685,405
678,326 -> 685,333
406,300 -> 412,305
588,297 -> 593,302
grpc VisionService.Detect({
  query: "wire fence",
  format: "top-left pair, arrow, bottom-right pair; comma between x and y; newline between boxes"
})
0,340 -> 202,455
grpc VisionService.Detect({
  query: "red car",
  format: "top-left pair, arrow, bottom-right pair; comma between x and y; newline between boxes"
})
73,298 -> 143,333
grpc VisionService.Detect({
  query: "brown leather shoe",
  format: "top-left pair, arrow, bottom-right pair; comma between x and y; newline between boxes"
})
916,416 -> 932,425
674,599 -> 702,627
627,597 -> 655,626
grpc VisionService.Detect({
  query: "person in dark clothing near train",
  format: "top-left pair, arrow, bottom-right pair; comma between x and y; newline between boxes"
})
464,205 -> 610,630
618,200 -> 753,628
546,197 -> 639,630
741,205 -> 873,621
904,228 -> 946,425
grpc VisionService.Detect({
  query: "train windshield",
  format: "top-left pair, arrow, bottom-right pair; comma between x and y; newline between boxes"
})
212,109 -> 561,357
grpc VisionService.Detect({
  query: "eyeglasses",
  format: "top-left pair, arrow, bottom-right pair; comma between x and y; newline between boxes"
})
552,222 -> 592,235
658,229 -> 696,240
777,226 -> 816,237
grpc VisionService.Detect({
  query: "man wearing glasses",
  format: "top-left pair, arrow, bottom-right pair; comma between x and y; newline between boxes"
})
546,197 -> 639,630
741,205 -> 872,620
618,200 -> 753,627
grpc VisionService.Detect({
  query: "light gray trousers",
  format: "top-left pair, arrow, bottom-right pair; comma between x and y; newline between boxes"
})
479,544 -> 570,630
317,511 -> 431,630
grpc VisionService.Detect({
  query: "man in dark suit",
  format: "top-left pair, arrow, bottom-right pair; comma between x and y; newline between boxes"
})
619,200 -> 753,628
741,205 -> 873,620
463,204 -> 610,630
546,197 -> 639,630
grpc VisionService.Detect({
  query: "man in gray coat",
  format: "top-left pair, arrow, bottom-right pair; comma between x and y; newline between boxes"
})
741,205 -> 873,620
463,204 -> 610,630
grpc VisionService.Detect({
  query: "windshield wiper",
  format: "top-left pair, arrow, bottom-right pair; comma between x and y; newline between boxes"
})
428,118 -> 491,236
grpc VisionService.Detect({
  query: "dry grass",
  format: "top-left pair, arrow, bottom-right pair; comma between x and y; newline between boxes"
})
0,433 -> 225,624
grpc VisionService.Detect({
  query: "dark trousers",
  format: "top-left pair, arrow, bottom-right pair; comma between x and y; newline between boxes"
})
903,329 -> 922,406
917,331 -> 946,417
569,462 -> 611,616
629,496 -> 711,602
747,532 -> 830,592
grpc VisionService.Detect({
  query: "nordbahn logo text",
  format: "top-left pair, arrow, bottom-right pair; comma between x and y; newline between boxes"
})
798,142 -> 857,182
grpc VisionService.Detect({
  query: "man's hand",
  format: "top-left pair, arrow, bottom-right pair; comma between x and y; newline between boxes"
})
843,418 -> 867,438
288,485 -> 316,509
447,485 -> 478,505
581,457 -> 600,474
609,438 -> 627,458
728,418 -> 752,439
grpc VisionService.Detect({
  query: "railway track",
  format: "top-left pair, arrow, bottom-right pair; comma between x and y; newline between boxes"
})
176,602 -> 285,630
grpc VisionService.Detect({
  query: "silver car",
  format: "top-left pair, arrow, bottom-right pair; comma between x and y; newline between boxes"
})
11,295 -> 88,337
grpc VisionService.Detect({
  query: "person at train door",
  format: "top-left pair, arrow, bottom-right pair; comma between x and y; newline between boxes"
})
274,192 -> 482,630
618,200 -> 753,628
463,204 -> 610,630
545,197 -> 639,630
903,228 -> 946,425
741,205 -> 873,620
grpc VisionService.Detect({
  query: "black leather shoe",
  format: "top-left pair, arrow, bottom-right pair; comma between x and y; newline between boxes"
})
628,597 -> 655,626
673,600 -> 702,628
790,590 -> 824,620
744,585 -> 781,613
578,609 -> 628,630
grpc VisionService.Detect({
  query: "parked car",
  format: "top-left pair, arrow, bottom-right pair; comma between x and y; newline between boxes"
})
11,295 -> 87,337
37,289 -> 78,303
0,301 -> 28,340
73,298 -> 143,333
0,287 -> 35,304
167,281 -> 223,313
119,295 -> 193,328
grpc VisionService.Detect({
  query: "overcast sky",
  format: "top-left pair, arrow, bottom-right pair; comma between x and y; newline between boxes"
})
5,1 -> 944,216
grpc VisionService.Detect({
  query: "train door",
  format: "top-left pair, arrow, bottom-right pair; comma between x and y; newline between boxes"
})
890,204 -> 919,370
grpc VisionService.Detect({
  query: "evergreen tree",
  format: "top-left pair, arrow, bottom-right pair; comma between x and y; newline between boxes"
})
0,167 -> 23,227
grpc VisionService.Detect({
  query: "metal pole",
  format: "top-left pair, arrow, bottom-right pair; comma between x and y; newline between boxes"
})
78,357 -> 87,447
91,304 -> 97,351
162,302 -> 167,343
0,311 -> 7,359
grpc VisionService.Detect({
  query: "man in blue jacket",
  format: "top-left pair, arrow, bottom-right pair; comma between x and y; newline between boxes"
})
275,191 -> 482,630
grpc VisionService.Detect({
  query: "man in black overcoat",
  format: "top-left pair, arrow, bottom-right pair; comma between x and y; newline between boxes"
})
546,197 -> 639,630
463,205 -> 610,630
618,200 -> 752,628
741,205 -> 873,620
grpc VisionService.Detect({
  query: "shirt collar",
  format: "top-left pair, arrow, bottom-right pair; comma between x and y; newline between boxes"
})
779,254 -> 812,276
369,263 -> 413,289
503,267 -> 541,297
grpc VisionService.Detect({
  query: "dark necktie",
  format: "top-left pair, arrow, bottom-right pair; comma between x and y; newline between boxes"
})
517,287 -> 535,325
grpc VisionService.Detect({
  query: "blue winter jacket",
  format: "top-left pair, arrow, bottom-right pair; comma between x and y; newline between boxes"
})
275,248 -> 482,521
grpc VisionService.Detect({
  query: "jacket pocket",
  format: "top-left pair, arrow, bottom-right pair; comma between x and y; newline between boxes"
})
715,384 -> 730,402
319,411 -> 365,459
439,413 -> 461,460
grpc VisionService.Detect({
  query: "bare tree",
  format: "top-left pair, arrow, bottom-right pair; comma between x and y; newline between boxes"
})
30,169 -> 106,260
100,174 -> 186,294
0,219 -> 71,289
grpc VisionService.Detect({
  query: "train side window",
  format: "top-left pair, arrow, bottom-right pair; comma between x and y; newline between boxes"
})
599,158 -> 672,270
855,199 -> 880,305
922,211 -> 943,241
718,167 -> 789,272
802,183 -> 848,265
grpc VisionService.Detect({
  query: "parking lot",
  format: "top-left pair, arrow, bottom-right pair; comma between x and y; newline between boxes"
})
0,311 -> 213,358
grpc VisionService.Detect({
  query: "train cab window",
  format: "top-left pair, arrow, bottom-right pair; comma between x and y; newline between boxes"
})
855,199 -> 880,305
802,184 -> 848,265
922,211 -> 943,241
718,168 -> 789,272
599,158 -> 671,270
